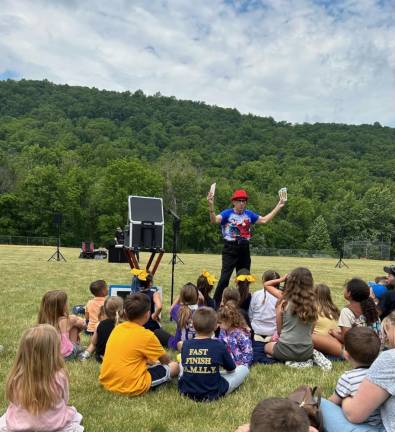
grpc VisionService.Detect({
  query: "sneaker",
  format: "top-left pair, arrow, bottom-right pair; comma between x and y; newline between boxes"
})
285,359 -> 313,368
313,349 -> 332,371
79,350 -> 91,361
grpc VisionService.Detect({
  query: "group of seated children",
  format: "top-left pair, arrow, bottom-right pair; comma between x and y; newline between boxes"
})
1,265 -> 395,432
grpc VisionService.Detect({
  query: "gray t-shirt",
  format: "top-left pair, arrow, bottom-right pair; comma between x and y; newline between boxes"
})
278,302 -> 314,346
367,349 -> 395,432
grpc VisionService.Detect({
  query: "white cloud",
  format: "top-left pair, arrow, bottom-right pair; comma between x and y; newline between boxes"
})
0,0 -> 394,125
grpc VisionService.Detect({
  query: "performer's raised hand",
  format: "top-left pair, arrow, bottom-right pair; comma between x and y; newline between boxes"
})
207,191 -> 214,206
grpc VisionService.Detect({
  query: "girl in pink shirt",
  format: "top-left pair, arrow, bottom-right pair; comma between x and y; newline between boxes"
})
38,290 -> 86,360
0,324 -> 83,432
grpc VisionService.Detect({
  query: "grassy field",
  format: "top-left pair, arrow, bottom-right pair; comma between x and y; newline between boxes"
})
0,245 -> 387,431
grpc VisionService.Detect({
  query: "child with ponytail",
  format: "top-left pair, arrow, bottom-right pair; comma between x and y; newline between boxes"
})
197,271 -> 217,309
168,283 -> 199,351
332,278 -> 381,343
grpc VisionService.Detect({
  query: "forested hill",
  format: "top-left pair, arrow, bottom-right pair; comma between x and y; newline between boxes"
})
0,79 -> 394,253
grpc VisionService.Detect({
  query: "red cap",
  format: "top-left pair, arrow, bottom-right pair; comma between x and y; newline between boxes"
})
231,189 -> 248,201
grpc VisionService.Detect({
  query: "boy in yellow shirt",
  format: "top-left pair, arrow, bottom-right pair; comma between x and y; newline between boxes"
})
99,293 -> 179,395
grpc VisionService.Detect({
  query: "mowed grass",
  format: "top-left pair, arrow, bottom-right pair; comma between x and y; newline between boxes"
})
0,245 -> 387,431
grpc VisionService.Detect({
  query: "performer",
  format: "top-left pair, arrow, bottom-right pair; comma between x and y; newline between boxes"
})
114,227 -> 124,245
207,189 -> 285,306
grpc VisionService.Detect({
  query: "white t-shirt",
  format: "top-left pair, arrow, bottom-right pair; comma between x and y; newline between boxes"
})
248,289 -> 277,336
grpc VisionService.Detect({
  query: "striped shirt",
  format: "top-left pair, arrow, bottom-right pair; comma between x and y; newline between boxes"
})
336,367 -> 382,427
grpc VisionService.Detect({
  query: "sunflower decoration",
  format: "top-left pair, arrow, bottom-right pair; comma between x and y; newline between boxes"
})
202,270 -> 217,286
130,268 -> 149,281
235,274 -> 256,283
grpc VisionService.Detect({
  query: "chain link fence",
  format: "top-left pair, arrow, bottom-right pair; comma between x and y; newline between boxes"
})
343,240 -> 391,260
0,235 -> 58,246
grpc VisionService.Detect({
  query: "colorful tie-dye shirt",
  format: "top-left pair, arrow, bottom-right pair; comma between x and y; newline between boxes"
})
220,209 -> 259,241
218,327 -> 253,366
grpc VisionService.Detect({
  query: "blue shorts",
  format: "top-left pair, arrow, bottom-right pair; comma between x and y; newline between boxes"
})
148,364 -> 171,388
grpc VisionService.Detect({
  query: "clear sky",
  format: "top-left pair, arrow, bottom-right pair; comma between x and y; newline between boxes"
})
1,0 -> 394,126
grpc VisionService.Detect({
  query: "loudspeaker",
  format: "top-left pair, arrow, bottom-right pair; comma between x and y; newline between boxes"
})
125,196 -> 164,251
53,213 -> 63,225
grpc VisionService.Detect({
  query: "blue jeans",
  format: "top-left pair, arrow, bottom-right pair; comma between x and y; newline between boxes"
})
321,399 -> 385,432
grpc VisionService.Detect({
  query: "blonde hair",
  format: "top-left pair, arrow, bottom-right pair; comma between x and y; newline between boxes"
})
283,267 -> 318,323
6,324 -> 65,415
104,296 -> 124,324
38,290 -> 68,329
178,283 -> 198,329
315,284 -> 340,320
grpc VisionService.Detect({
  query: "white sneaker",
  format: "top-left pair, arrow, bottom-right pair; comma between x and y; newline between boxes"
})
285,359 -> 314,368
313,349 -> 332,371
79,350 -> 91,361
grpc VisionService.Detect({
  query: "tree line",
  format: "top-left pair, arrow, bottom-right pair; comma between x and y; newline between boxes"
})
0,79 -> 394,255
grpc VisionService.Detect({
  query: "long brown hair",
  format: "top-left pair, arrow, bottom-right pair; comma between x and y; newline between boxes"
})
283,267 -> 318,323
217,303 -> 248,331
346,278 -> 378,325
37,290 -> 68,329
315,283 -> 340,320
178,283 -> 198,329
236,268 -> 252,306
6,324 -> 65,415
197,275 -> 213,304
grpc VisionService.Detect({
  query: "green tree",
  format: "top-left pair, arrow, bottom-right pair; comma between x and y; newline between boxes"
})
306,216 -> 332,251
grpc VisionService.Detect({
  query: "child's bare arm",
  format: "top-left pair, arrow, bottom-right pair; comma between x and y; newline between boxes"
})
158,353 -> 171,365
70,314 -> 86,330
263,275 -> 287,299
328,393 -> 342,405
152,292 -> 162,321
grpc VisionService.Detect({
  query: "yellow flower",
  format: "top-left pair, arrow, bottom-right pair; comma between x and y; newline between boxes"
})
202,270 -> 217,286
130,268 -> 149,281
235,274 -> 256,283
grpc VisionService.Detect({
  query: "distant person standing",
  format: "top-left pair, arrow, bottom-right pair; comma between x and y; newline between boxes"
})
114,227 -> 124,245
207,188 -> 286,306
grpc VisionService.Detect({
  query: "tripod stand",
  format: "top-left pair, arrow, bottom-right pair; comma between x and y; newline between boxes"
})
168,211 -> 184,307
335,249 -> 348,268
48,214 -> 66,262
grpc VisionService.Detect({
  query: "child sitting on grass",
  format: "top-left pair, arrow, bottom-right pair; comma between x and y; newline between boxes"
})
99,293 -> 179,396
248,270 -> 279,340
38,290 -> 86,360
218,302 -> 253,367
312,283 -> 342,357
169,283 -> 200,351
178,307 -> 249,401
235,268 -> 256,323
85,280 -> 108,336
0,324 -> 83,431
197,271 -> 217,309
80,296 -> 124,362
331,278 -> 381,344
235,397 -> 318,432
328,326 -> 382,426
263,268 -> 331,370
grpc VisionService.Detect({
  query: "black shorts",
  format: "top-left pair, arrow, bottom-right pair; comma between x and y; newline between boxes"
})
148,364 -> 171,388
